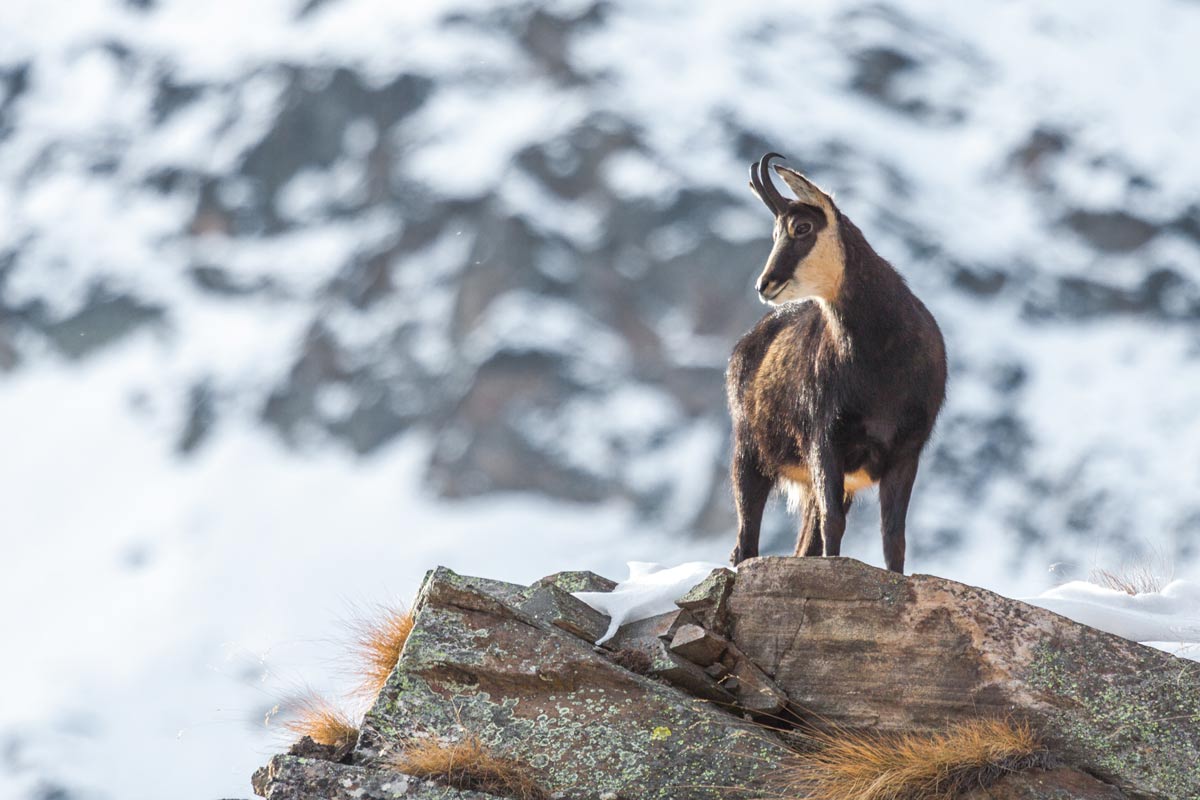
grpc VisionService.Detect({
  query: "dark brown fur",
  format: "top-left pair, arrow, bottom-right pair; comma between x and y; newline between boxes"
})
728,157 -> 946,573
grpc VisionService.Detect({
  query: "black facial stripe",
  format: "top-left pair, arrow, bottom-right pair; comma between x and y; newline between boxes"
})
765,235 -> 818,285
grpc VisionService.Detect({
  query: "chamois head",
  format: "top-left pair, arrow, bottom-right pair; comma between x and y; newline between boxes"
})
748,153 -> 845,306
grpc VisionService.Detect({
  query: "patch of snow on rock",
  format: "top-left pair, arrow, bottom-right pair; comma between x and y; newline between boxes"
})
575,561 -> 730,643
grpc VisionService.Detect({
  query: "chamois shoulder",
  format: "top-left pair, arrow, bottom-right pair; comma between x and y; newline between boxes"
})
727,301 -> 829,392
746,299 -> 826,340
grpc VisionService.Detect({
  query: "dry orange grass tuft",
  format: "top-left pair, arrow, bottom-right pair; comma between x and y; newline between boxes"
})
391,734 -> 548,800
1089,562 -> 1171,596
281,692 -> 360,751
349,603 -> 415,700
768,718 -> 1044,800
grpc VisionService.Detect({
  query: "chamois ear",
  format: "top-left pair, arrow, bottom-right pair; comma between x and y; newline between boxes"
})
774,165 -> 834,213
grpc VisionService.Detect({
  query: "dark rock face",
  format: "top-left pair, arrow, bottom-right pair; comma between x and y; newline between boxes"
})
26,287 -> 165,360
1063,210 -> 1159,254
254,558 -> 1191,800
238,68 -> 433,235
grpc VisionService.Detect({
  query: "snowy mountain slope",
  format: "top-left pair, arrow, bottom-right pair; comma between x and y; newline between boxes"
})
2,0 -> 1200,797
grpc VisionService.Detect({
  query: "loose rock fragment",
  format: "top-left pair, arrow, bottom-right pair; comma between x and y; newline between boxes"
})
634,636 -> 737,705
675,568 -> 736,635
719,642 -> 787,716
704,662 -> 729,680
668,624 -> 728,667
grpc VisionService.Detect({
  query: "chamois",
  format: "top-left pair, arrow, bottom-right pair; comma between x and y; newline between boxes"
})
727,153 -> 946,573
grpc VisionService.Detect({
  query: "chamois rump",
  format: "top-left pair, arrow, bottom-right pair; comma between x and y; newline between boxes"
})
727,153 -> 946,573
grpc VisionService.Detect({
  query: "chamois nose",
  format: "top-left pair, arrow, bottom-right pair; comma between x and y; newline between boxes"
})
757,278 -> 782,299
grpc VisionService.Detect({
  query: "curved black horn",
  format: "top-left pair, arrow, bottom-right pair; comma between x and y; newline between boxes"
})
754,152 -> 788,214
758,152 -> 787,212
749,160 -> 772,213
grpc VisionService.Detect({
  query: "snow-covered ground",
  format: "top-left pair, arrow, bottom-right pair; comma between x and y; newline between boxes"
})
1028,579 -> 1200,661
3,0 -> 1200,798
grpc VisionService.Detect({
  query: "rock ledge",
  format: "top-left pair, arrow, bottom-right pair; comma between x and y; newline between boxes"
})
253,558 -> 1199,800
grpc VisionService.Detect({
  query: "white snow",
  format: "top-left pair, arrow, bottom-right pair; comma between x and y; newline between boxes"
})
574,561 -> 730,643
1025,580 -> 1200,661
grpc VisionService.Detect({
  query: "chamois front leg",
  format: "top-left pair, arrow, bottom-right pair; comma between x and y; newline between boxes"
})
810,442 -> 847,556
730,440 -> 772,566
879,457 -> 919,573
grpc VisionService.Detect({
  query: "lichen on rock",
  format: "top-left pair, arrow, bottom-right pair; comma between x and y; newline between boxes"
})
254,558 -> 1196,800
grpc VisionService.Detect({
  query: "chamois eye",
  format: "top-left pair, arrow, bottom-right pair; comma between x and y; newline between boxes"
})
790,220 -> 813,238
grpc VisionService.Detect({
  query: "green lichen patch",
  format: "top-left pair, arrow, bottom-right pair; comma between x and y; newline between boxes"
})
356,568 -> 787,799
1025,638 -> 1200,798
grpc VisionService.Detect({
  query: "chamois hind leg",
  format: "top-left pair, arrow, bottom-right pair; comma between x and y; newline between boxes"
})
879,457 -> 919,573
794,491 -> 851,556
810,443 -> 847,556
794,487 -> 822,556
730,441 -> 772,566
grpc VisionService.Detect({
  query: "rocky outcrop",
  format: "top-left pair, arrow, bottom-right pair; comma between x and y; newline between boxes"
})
253,558 -> 1198,800
353,568 -> 782,800
727,558 -> 1200,799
